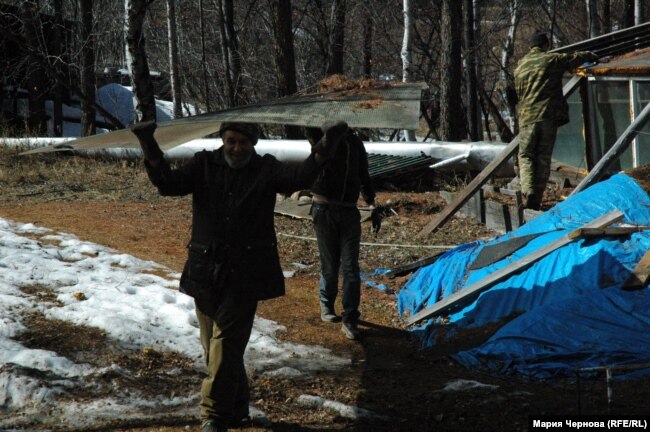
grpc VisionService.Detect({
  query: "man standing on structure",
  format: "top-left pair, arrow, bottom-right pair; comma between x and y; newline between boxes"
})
514,31 -> 600,210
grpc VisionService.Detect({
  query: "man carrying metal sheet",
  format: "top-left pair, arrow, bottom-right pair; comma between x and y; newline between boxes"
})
306,124 -> 380,340
131,120 -> 346,432
514,31 -> 600,210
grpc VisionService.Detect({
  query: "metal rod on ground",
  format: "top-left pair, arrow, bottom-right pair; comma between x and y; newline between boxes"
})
571,100 -> 650,195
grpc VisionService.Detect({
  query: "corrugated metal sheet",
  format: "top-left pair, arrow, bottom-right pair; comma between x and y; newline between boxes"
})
24,83 -> 427,155
367,153 -> 434,180
555,22 -> 650,58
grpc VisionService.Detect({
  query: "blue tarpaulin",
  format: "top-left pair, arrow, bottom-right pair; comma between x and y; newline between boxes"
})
397,174 -> 650,378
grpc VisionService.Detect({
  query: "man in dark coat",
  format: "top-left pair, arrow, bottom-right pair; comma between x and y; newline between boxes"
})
306,125 -> 379,340
514,31 -> 600,210
131,120 -> 347,432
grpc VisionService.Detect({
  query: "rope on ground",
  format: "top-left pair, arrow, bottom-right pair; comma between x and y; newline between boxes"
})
277,232 -> 454,250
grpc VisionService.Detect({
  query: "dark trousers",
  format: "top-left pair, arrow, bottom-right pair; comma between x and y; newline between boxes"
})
195,294 -> 257,422
311,203 -> 362,324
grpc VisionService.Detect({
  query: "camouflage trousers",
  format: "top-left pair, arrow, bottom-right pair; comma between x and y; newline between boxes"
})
195,294 -> 257,422
518,120 -> 557,197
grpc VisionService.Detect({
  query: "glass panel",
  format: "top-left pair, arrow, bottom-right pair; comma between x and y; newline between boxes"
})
590,80 -> 632,171
555,89 -> 587,169
634,81 -> 650,166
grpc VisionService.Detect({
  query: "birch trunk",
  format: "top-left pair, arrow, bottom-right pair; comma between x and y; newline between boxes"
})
167,0 -> 182,118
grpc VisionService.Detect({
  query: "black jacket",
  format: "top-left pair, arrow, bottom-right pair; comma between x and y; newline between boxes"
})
145,147 -> 321,303
310,132 -> 375,205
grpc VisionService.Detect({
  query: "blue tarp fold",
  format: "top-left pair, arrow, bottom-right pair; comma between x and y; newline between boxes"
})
397,174 -> 650,378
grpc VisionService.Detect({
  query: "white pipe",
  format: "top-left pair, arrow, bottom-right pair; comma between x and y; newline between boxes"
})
2,137 -> 514,176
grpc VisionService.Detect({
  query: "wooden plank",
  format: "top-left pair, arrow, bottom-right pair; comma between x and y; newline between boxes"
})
567,226 -> 650,239
406,209 -> 624,326
418,75 -> 583,237
571,100 -> 650,196
623,249 -> 650,290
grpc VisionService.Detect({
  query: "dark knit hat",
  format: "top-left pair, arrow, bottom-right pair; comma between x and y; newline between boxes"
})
219,122 -> 260,145
529,31 -> 549,48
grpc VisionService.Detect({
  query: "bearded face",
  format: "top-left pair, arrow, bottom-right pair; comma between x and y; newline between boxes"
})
222,130 -> 254,169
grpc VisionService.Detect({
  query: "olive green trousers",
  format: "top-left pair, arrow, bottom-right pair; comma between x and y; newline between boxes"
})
518,120 -> 557,197
195,295 -> 257,422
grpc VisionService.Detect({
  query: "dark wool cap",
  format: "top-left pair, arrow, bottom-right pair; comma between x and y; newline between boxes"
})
219,122 -> 260,145
529,31 -> 549,48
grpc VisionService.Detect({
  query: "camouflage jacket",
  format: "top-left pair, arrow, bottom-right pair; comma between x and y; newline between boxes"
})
515,47 -> 598,128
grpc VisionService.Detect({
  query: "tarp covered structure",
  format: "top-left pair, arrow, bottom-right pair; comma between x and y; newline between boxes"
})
398,174 -> 650,378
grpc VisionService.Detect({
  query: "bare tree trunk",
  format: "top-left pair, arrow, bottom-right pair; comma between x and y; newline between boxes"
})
167,0 -> 182,118
500,0 -> 520,134
474,0 -> 485,138
21,1 -> 47,135
199,0 -> 211,111
401,0 -> 415,141
603,0 -> 611,33
401,0 -> 413,84
586,0 -> 601,38
547,0 -> 558,45
635,0 -> 644,25
464,0 -> 480,141
326,0 -> 346,75
270,0 -> 301,138
225,0 -> 242,104
439,0 -> 464,141
362,13 -> 373,78
125,0 -> 156,123
217,0 -> 242,107
52,0 -> 64,137
80,0 -> 96,136
624,0 -> 634,28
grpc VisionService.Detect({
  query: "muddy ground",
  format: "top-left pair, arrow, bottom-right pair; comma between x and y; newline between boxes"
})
1,145 -> 649,432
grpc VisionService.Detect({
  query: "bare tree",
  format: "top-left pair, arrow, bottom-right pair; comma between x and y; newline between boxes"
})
499,0 -> 521,133
401,0 -> 413,84
20,1 -> 47,135
217,0 -> 243,107
401,0 -> 415,140
439,0 -> 464,141
635,0 -> 644,25
464,0 -> 480,140
80,0 -> 96,136
586,0 -> 601,38
362,11 -> 373,77
326,0 -> 346,75
52,0 -> 64,137
269,0 -> 301,138
125,0 -> 156,123
167,0 -> 183,118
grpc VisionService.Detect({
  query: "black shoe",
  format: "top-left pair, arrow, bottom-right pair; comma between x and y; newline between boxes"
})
524,193 -> 541,210
229,415 -> 252,429
341,321 -> 361,340
202,418 -> 229,432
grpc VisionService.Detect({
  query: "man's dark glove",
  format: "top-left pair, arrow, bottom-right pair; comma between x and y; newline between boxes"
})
311,120 -> 348,161
131,121 -> 163,163
370,206 -> 382,234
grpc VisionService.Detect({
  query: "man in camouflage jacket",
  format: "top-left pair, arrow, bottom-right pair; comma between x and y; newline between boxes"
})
514,31 -> 599,210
